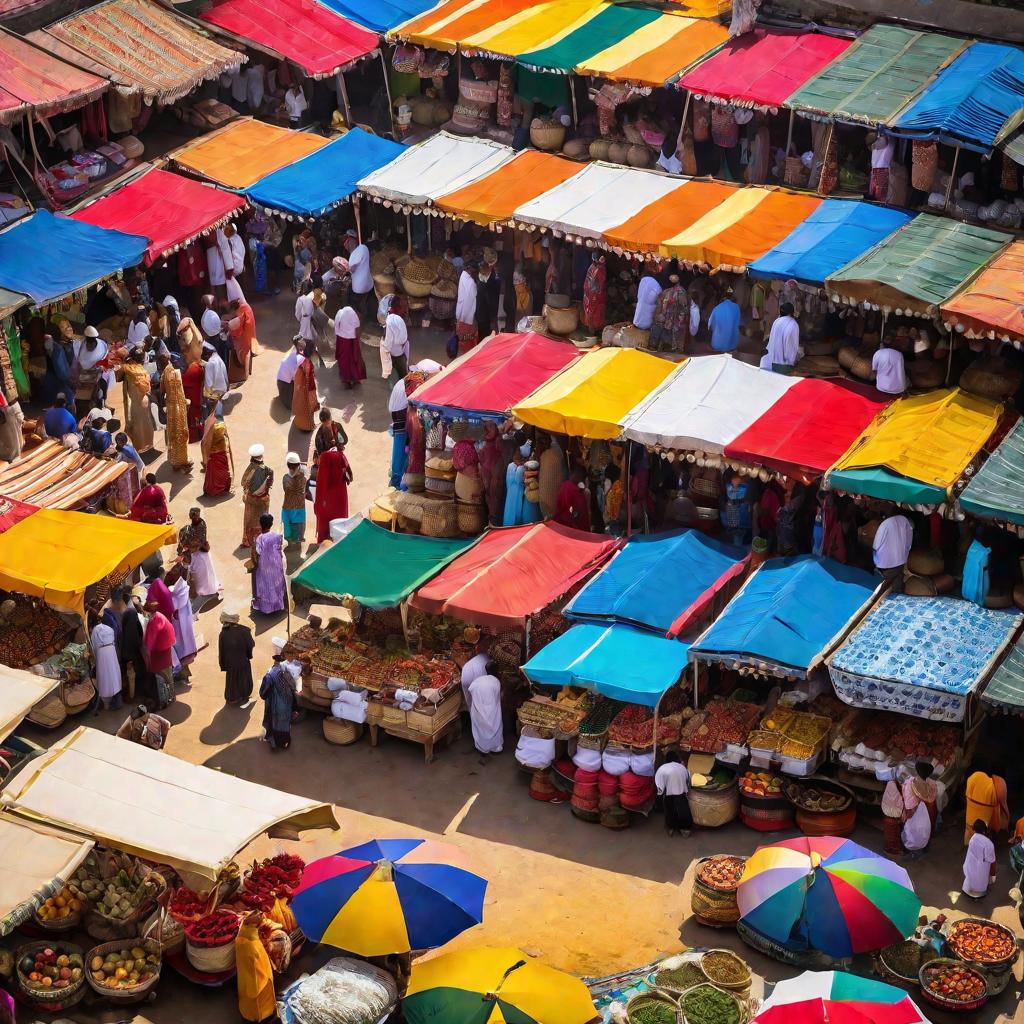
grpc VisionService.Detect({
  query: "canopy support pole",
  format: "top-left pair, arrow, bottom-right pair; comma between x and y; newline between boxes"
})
406,211 -> 413,254
945,146 -> 961,209
380,50 -> 396,139
675,93 -> 692,161
692,662 -> 699,710
946,326 -> 955,385
816,122 -> 834,194
569,74 -> 579,128
625,443 -> 633,538
785,108 -> 795,155
354,193 -> 363,244
879,310 -> 888,343
338,71 -> 352,126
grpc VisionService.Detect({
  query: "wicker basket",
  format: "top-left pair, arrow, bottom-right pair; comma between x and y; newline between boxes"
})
530,122 -> 566,151
848,355 -> 873,381
961,357 -> 1022,402
784,155 -> 806,188
699,949 -> 751,992
32,904 -> 83,932
837,345 -> 859,370
16,940 -> 86,1004
908,548 -> 944,575
421,501 -> 458,538
626,989 -> 679,1024
85,873 -> 167,942
456,500 -> 487,535
398,271 -> 434,299
27,691 -> 68,728
795,355 -> 840,378
85,937 -> 161,1004
908,360 -> 945,389
603,321 -> 651,349
919,958 -> 989,1013
680,983 -> 745,1024
544,303 -> 579,336
690,864 -> 741,927
736,919 -> 835,969
688,782 -> 739,828
186,930 -> 238,974
323,718 -> 363,745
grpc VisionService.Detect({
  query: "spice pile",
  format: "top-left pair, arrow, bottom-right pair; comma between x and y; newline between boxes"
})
681,699 -> 761,754
700,951 -> 750,988
628,996 -> 677,1024
947,920 -> 1017,964
697,855 -> 746,892
681,984 -> 741,1024
655,961 -> 705,992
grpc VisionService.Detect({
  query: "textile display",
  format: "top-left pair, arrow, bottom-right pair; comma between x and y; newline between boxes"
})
0,439 -> 130,508
828,595 -> 1022,722
941,241 -> 1024,343
960,418 -> 1024,526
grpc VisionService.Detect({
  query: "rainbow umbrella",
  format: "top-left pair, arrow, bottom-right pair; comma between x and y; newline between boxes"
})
759,971 -> 931,1024
737,836 -> 921,958
755,997 -> 929,1024
403,947 -> 597,1024
291,839 -> 486,955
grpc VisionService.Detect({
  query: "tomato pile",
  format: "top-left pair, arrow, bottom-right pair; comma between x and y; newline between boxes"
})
922,963 -> 987,1003
240,854 -> 305,912
947,920 -> 1017,964
184,909 -> 241,948
697,855 -> 746,893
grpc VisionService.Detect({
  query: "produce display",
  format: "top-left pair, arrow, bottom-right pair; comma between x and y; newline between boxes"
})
681,984 -> 741,1024
68,852 -> 164,922
88,944 -> 159,990
748,708 -> 831,761
697,856 -> 745,893
17,943 -> 83,995
784,779 -> 852,813
700,951 -> 750,988
655,961 -> 705,992
168,886 -> 209,924
921,962 -> 987,1004
184,909 -> 241,948
240,854 -> 305,913
579,696 -> 624,737
681,700 -> 761,754
879,939 -> 939,979
832,709 -> 960,776
739,772 -> 784,797
628,998 -> 677,1024
34,886 -> 83,925
0,594 -> 74,667
947,920 -> 1018,965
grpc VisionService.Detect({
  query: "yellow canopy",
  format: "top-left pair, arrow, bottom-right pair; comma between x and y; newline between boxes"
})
831,388 -> 1002,491
0,509 -> 174,616
512,348 -> 680,440
0,665 -> 59,744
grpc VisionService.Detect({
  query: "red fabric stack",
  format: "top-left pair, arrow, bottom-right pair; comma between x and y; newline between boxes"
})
618,771 -> 656,811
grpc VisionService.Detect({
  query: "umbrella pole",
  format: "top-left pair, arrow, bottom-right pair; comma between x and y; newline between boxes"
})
354,193 -> 363,244
676,93 -> 691,162
570,74 -> 579,128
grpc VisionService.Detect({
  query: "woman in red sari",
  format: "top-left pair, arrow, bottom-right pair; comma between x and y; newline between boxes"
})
182,360 -> 205,443
313,441 -> 352,542
333,306 -> 365,389
201,410 -> 234,497
581,253 -> 607,333
129,474 -> 169,523
291,341 -> 319,431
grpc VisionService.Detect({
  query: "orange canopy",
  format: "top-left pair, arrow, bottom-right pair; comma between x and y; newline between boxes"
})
942,241 -> 1024,343
172,117 -> 327,189
604,179 -> 739,255
435,150 -> 580,226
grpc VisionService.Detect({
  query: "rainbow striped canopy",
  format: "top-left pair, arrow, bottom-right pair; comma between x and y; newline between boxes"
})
759,971 -> 931,1024
291,839 -> 486,955
737,837 -> 921,958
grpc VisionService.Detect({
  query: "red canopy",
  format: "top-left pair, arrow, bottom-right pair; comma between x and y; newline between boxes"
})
410,522 -> 619,629
201,0 -> 378,78
679,29 -> 851,108
410,332 -> 581,418
71,168 -> 246,265
0,496 -> 37,535
724,379 -> 885,482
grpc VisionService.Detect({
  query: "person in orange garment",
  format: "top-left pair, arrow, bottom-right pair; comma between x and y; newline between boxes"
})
554,465 -> 591,531
226,298 -> 256,384
965,770 -> 999,844
313,439 -> 352,542
235,911 -> 275,1022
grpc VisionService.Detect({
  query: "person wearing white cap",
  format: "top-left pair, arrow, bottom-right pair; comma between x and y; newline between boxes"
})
281,453 -> 307,547
202,341 -> 229,408
240,444 -> 273,549
71,325 -> 112,411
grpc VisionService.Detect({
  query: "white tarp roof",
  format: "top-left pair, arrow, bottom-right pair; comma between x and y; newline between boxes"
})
512,162 -> 683,240
0,664 -> 59,744
620,353 -> 801,452
357,131 -> 514,207
0,816 -> 93,936
0,727 -> 338,883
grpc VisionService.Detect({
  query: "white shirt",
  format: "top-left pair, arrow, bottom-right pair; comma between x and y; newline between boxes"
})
204,351 -> 228,394
656,151 -> 682,174
655,762 -> 690,797
277,349 -> 305,384
689,302 -> 700,338
285,88 -> 307,120
201,308 -> 222,338
295,293 -> 315,341
227,232 -> 245,275
633,276 -> 662,330
871,136 -> 895,170
873,514 -> 913,570
349,243 -> 372,295
760,315 -> 801,369
456,270 -> 477,324
872,347 -> 906,395
126,319 -> 149,348
388,379 -> 408,414
383,314 -> 409,358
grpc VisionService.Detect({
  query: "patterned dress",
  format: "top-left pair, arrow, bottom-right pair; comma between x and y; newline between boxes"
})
161,363 -> 190,469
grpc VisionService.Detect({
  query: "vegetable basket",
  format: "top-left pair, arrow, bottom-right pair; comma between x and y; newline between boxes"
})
85,936 -> 161,1004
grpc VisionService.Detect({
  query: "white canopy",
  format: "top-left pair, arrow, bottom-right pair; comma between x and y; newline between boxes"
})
357,132 -> 514,207
512,162 -> 683,240
620,353 -> 800,452
0,664 -> 60,744
0,727 -> 338,884
0,815 -> 93,936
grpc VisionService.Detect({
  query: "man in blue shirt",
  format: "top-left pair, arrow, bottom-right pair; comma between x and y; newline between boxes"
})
43,393 -> 78,440
708,288 -> 741,352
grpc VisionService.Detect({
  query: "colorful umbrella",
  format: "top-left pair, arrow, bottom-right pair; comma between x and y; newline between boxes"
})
759,971 -> 931,1024
737,836 -> 921,958
291,838 -> 486,955
403,947 -> 597,1024
755,997 -> 928,1024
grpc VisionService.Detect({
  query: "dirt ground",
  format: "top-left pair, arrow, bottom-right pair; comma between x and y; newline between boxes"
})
16,289 -> 1023,1024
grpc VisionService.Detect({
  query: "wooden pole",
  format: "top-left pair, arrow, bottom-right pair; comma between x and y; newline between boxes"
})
406,211 -> 413,254
338,70 -> 352,126
675,92 -> 692,165
380,49 -> 396,139
569,74 -> 579,128
353,193 -> 363,244
946,327 -> 955,385
785,108 -> 795,155
625,443 -> 633,538
816,122 -> 834,194
945,146 -> 961,209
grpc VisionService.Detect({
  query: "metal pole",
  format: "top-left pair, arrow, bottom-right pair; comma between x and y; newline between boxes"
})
353,192 -> 363,244
625,443 -> 633,538
338,71 -> 352,126
946,327 -> 955,385
785,108 -> 795,155
380,49 -> 396,138
406,211 -> 413,254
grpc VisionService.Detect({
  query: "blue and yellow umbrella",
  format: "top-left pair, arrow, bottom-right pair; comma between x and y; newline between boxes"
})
291,838 -> 486,956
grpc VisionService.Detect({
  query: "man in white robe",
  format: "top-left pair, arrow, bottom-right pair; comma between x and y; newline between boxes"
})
466,664 -> 503,754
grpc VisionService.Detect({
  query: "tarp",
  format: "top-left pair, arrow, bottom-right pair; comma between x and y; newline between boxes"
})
522,623 -> 690,707
34,0 -> 244,104
172,118 -> 329,190
358,132 -> 515,208
0,507 -> 174,615
409,522 -> 617,629
981,633 -> 1024,715
201,0 -> 377,78
829,388 -> 1002,497
678,28 -> 851,108
748,201 -> 914,287
0,26 -> 107,126
0,439 -> 130,509
71,168 -> 246,265
690,555 -> 878,677
941,241 -> 1024,343
392,0 -> 543,51
435,150 -> 580,227
826,215 -> 1011,316
321,0 -> 436,32
410,332 -> 580,418
0,210 -> 148,305
960,418 -> 1024,526
620,353 -> 799,453
246,129 -> 404,217
0,816 -> 93,938
725,379 -> 886,482
659,187 -> 822,270
513,162 -> 685,241
512,347 -> 679,440
827,466 -> 945,508
891,42 -> 1024,153
788,24 -> 967,125
292,518 -> 477,607
829,595 -> 1021,723
0,288 -> 28,320
0,664 -> 58,744
1,727 -> 338,885
564,529 -> 747,637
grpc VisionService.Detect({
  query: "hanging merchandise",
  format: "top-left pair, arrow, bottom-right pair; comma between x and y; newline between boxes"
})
1002,152 -> 1019,192
693,98 -> 711,142
911,140 -> 938,191
497,62 -> 514,128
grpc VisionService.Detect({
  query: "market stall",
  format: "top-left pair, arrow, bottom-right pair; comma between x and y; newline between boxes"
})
324,0 -> 435,32
960,418 -> 1024,529
941,241 -> 1024,345
980,630 -> 1024,715
0,440 -> 130,510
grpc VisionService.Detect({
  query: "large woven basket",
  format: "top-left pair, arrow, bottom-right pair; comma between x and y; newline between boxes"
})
908,359 -> 945,389
837,344 -> 859,370
687,782 -> 739,828
456,500 -> 487,535
421,501 -> 458,538
961,357 -> 1022,402
545,303 -> 579,336
16,940 -> 86,1004
186,932 -> 237,974
27,691 -> 68,728
848,355 -> 873,381
398,270 -> 434,299
530,122 -> 566,151
85,937 -> 161,1004
323,718 -> 363,745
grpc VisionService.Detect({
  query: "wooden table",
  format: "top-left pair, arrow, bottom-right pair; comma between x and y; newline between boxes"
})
368,716 -> 462,763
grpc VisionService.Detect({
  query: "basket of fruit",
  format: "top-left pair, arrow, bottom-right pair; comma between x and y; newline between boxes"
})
699,949 -> 751,992
946,918 -> 1019,972
739,771 -> 794,832
15,941 -> 86,1004
33,885 -> 84,931
691,855 -> 746,927
679,982 -> 743,1024
85,938 -> 161,1003
83,866 -> 167,941
919,958 -> 988,1012
185,908 -> 241,973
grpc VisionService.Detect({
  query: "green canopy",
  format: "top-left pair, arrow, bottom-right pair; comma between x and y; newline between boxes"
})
828,466 -> 945,507
826,215 -> 1010,315
960,418 -> 1024,526
291,519 -> 478,608
981,639 -> 1024,715
788,24 -> 966,125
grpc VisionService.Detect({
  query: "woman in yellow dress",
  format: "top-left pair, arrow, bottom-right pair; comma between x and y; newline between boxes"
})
235,911 -> 275,1022
121,349 -> 155,454
158,354 -> 192,472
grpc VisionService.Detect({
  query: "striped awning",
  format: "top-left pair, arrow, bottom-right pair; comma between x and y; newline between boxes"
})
0,439 -> 129,510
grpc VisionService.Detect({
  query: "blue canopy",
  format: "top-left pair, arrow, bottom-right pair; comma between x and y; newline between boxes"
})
690,555 -> 878,678
523,623 -> 690,707
891,42 -> 1024,153
564,530 -> 746,637
317,0 -> 436,32
748,201 -> 914,286
245,129 -> 405,217
0,210 -> 148,305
